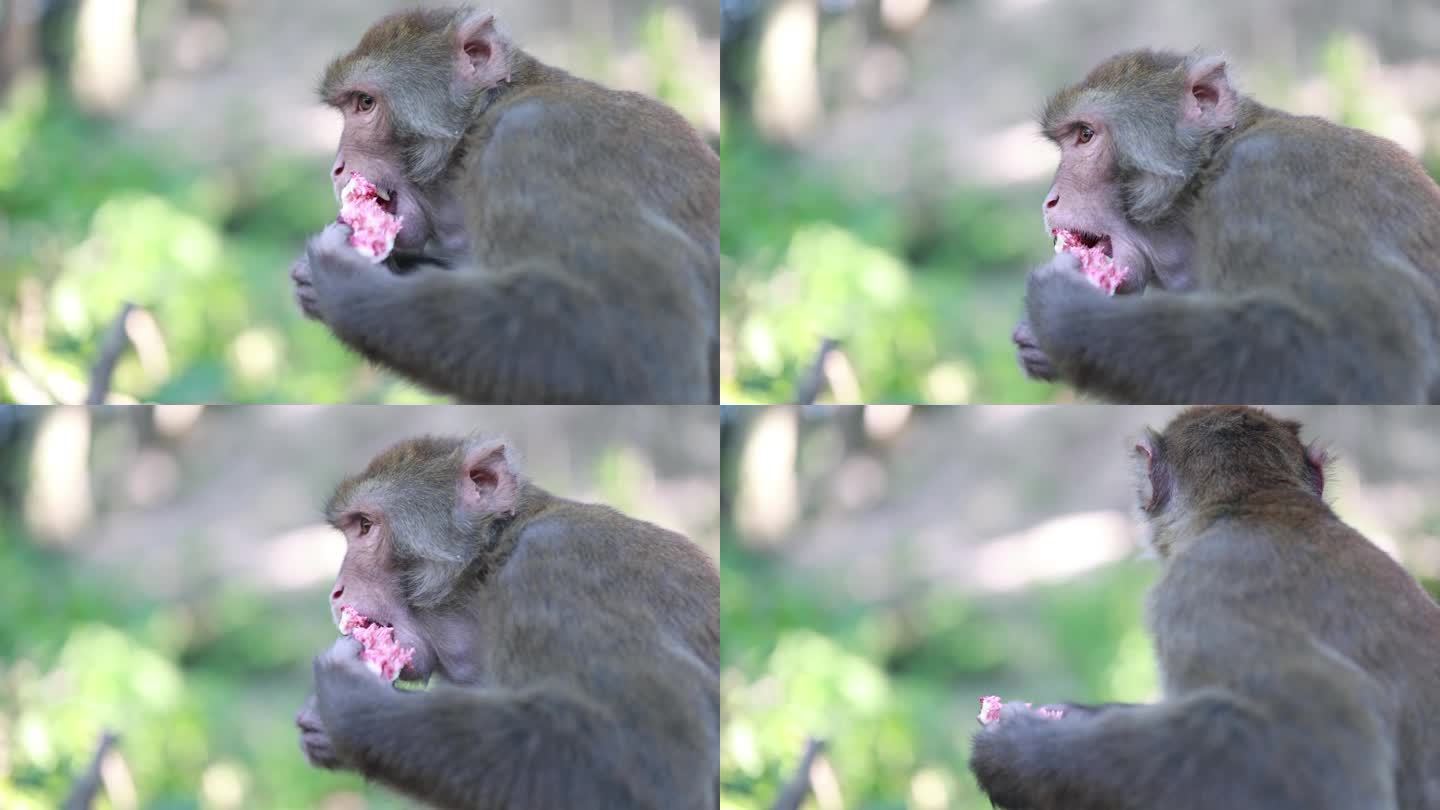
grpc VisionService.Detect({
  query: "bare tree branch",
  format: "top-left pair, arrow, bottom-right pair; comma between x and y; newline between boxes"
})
795,338 -> 838,405
63,729 -> 119,810
772,736 -> 827,810
87,301 -> 136,405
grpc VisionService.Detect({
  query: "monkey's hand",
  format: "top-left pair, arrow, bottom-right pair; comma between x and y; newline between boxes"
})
295,692 -> 348,770
970,702 -> 1073,809
310,635 -> 393,765
1013,318 -> 1057,381
303,222 -> 401,325
1024,252 -> 1106,348
290,252 -> 324,321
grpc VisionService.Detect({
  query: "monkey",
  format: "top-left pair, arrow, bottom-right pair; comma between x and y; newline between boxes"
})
970,406 -> 1440,810
293,435 -> 720,809
1013,49 -> 1440,403
289,8 -> 720,404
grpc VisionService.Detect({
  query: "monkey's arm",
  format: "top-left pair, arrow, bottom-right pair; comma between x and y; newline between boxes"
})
1025,257 -> 1425,403
970,690 -> 1392,810
303,224 -> 705,403
312,639 -> 697,810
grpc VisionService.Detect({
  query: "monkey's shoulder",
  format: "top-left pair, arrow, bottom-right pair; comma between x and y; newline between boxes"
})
510,501 -> 711,572
478,83 -> 713,173
1221,112 -> 1428,183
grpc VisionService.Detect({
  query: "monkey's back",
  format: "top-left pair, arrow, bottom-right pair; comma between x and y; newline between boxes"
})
1149,505 -> 1440,807
1193,109 -> 1440,295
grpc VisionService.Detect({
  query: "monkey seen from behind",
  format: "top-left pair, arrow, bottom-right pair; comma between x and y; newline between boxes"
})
294,434 -> 720,809
290,7 -> 720,405
971,406 -> 1440,810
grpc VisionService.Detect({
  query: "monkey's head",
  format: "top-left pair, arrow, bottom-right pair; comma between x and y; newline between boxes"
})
319,7 -> 515,250
323,435 -> 527,681
1132,406 -> 1328,556
1040,49 -> 1243,290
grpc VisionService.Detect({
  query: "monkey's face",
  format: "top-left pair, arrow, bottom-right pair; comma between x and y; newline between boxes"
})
326,509 -> 437,682
318,9 -> 515,254
1041,115 -> 1151,295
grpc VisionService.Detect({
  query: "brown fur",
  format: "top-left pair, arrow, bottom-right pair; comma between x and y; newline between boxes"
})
1017,50 -> 1440,403
972,406 -> 1440,809
295,435 -> 720,809
291,7 -> 719,404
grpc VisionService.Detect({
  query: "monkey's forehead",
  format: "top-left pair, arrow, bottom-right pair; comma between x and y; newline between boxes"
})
325,473 -> 457,525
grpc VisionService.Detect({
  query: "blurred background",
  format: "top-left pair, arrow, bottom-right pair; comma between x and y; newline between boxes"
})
0,0 -> 719,404
719,405 -> 1440,809
0,404 -> 719,808
719,0 -> 1440,403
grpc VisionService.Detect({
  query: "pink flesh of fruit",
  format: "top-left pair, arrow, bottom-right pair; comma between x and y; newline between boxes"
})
339,605 -> 415,682
339,173 -> 403,263
1052,228 -> 1127,295
977,694 -> 1066,726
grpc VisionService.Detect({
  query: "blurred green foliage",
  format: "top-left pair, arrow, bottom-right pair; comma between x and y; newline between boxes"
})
720,538 -> 1159,810
0,521 -> 411,808
720,122 -> 1053,405
0,75 -> 425,404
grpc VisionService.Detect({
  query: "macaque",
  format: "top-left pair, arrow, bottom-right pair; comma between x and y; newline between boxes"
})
971,406 -> 1440,809
294,435 -> 720,809
1015,50 -> 1440,403
290,8 -> 719,404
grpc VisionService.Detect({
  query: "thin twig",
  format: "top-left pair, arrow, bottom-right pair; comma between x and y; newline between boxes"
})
772,736 -> 827,810
87,302 -> 136,405
62,729 -> 119,810
795,338 -> 838,405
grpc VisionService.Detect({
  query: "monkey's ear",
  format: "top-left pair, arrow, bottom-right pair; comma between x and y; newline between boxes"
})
455,12 -> 512,87
1182,55 -> 1237,130
459,438 -> 520,517
1131,429 -> 1170,513
1304,443 -> 1329,498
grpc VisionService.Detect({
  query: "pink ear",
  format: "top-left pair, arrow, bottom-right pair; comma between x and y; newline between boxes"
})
456,12 -> 511,85
1182,56 -> 1237,129
459,440 -> 519,516
1304,443 -> 1328,497
1134,431 -> 1170,512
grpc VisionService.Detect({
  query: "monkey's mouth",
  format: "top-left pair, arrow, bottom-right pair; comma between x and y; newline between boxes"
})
374,188 -> 399,216
1052,228 -> 1113,258
1051,228 -> 1128,295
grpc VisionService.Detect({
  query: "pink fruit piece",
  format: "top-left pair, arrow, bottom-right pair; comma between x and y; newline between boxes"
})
1051,228 -> 1128,295
978,695 -> 1004,725
339,604 -> 415,682
977,694 -> 1066,726
339,172 -> 403,263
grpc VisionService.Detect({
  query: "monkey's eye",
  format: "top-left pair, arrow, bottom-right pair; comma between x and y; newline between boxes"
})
355,94 -> 376,113
357,516 -> 373,536
1077,125 -> 1095,145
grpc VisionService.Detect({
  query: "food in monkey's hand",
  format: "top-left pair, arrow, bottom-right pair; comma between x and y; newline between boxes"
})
978,694 -> 1066,726
1052,229 -> 1128,295
339,605 -> 415,682
339,173 -> 403,263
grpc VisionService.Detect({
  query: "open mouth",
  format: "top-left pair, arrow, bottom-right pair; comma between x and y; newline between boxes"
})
1049,228 -> 1127,295
1052,228 -> 1113,257
374,187 -> 398,216
338,605 -> 416,682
